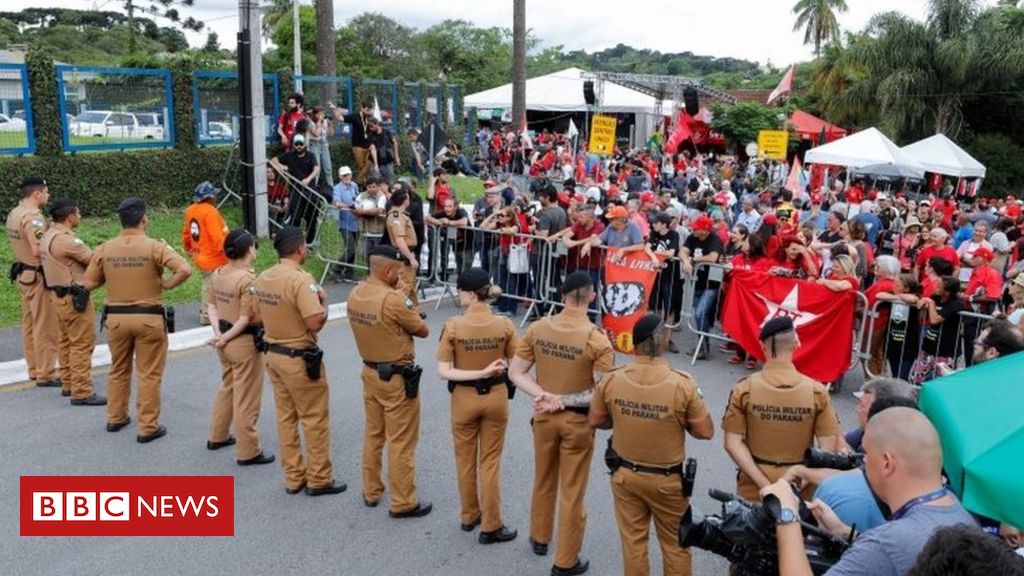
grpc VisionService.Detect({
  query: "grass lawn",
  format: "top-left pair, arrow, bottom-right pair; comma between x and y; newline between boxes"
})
0,176 -> 484,328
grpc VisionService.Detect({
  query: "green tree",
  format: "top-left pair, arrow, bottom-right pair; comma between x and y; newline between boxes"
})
850,0 -> 1024,141
418,20 -> 513,93
792,0 -> 849,56
964,133 -> 1024,197
710,102 -> 784,150
122,0 -> 204,53
263,4 -> 317,80
333,13 -> 422,79
202,31 -> 220,52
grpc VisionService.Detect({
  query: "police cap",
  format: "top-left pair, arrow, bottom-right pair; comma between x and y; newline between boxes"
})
457,267 -> 491,292
561,271 -> 594,295
759,316 -> 795,341
632,314 -> 663,346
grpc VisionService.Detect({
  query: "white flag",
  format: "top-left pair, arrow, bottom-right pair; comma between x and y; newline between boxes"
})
567,118 -> 579,138
372,96 -> 382,122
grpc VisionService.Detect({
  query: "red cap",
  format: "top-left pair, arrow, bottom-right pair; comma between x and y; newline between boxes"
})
607,185 -> 621,198
762,214 -> 779,226
484,179 -> 497,188
639,190 -> 655,203
692,215 -> 714,231
973,246 -> 995,261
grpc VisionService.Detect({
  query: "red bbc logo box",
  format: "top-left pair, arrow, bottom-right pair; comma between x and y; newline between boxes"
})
20,476 -> 234,537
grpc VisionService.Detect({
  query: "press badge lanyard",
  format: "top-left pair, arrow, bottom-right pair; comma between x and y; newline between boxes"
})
890,487 -> 948,520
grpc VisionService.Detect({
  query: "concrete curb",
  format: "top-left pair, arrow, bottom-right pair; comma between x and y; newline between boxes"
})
0,286 -> 451,388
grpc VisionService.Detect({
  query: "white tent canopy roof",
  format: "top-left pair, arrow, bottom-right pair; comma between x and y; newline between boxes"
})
901,133 -> 986,178
804,127 -> 926,178
464,67 -> 668,114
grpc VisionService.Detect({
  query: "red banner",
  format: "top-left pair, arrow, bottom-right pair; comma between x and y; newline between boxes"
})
722,271 -> 856,382
20,476 -> 234,536
601,250 -> 664,353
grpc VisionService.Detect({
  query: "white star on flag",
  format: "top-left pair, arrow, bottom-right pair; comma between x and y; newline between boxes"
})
757,285 -> 820,329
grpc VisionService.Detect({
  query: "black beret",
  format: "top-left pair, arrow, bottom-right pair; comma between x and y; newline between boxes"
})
759,316 -> 795,341
561,271 -> 594,295
369,245 -> 404,262
21,175 -> 47,188
632,314 -> 663,346
457,267 -> 491,292
272,226 -> 304,252
48,198 -> 78,219
116,197 -> 146,213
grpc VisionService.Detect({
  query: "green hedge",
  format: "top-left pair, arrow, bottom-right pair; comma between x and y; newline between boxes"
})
0,147 -> 231,219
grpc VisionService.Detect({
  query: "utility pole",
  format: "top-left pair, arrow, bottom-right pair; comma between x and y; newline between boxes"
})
292,0 -> 303,92
511,0 -> 526,132
238,0 -> 269,236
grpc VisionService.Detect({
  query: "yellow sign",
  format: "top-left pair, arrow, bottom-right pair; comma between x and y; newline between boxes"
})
589,115 -> 618,155
757,130 -> 789,160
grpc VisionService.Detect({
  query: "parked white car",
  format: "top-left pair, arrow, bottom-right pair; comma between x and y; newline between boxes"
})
0,113 -> 27,132
207,121 -> 233,139
73,110 -> 164,140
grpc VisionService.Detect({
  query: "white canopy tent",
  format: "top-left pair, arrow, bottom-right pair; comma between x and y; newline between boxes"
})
465,67 -> 669,114
804,127 -> 926,179
901,133 -> 986,178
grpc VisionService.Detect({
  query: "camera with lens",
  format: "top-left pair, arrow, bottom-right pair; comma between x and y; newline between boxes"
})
679,487 -> 849,576
804,448 -> 864,471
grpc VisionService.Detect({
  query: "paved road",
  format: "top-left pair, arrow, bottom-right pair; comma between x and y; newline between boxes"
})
0,300 -> 861,576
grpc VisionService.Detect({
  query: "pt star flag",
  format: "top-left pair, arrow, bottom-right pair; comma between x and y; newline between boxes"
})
722,270 -> 856,383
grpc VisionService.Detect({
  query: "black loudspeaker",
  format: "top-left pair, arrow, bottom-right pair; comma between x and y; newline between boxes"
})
583,81 -> 596,106
683,87 -> 699,116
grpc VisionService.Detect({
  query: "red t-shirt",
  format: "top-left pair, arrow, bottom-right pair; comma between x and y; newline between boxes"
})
937,200 -> 957,226
1006,204 -> 1022,219
845,186 -> 864,205
915,245 -> 958,275
278,110 -> 308,149
731,253 -> 773,272
921,275 -> 939,298
965,265 -> 1002,301
569,220 -> 606,270
499,213 -> 529,252
432,183 -> 452,210
774,254 -> 818,278
865,277 -> 896,331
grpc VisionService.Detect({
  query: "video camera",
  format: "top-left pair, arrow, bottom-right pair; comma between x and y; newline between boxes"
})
804,448 -> 864,471
679,488 -> 849,576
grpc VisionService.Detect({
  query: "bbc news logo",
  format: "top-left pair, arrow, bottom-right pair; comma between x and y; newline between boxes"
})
21,476 -> 233,536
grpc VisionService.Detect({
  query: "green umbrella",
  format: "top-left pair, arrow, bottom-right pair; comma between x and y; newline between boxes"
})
920,352 -> 1024,528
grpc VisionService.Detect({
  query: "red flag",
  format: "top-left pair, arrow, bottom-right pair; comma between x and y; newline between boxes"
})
722,270 -> 855,382
601,250 -> 664,353
767,65 -> 796,105
664,110 -> 693,155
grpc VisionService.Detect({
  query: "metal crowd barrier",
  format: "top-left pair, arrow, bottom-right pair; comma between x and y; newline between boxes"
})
860,297 -> 994,386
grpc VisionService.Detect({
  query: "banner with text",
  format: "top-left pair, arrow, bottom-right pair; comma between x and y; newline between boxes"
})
602,250 -> 664,353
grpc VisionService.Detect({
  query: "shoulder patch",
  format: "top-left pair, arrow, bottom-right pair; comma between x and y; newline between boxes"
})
309,283 -> 319,293
405,297 -> 414,310
73,238 -> 84,245
31,219 -> 44,228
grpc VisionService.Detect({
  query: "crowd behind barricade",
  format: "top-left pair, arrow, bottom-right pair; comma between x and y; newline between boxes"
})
9,112 -> 1024,574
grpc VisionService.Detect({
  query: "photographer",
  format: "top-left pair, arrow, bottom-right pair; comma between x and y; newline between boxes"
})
763,407 -> 977,576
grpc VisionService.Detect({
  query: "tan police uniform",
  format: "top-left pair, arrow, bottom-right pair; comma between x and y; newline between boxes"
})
437,302 -> 518,532
6,203 -> 59,383
591,358 -> 709,576
84,230 -> 189,435
39,223 -> 95,400
385,207 -> 418,306
516,307 -> 615,569
348,276 -> 426,512
207,262 -> 265,461
722,359 -> 841,501
254,259 -> 333,492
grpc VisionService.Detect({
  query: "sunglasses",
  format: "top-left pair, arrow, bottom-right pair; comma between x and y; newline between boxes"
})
294,143 -> 305,147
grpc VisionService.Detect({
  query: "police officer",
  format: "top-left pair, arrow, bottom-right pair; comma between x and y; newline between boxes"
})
382,188 -> 419,308
83,197 -> 192,442
722,317 -> 842,501
436,267 -> 518,544
205,229 -> 274,466
509,271 -> 615,576
6,176 -> 59,388
347,245 -> 431,518
589,314 -> 714,576
254,226 -> 343,496
39,198 -> 104,406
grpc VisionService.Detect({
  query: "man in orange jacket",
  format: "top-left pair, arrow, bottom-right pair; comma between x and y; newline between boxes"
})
182,181 -> 230,325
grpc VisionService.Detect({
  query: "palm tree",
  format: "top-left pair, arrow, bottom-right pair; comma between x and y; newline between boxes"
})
792,0 -> 849,57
